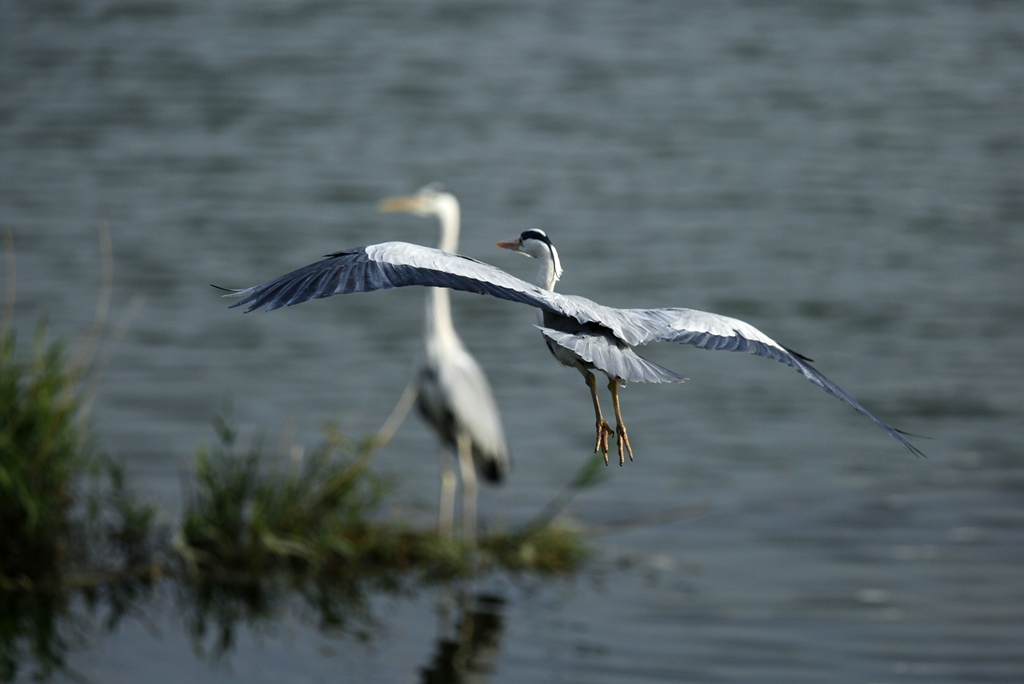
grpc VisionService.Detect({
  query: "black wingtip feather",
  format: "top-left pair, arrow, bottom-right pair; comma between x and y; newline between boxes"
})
783,345 -> 814,363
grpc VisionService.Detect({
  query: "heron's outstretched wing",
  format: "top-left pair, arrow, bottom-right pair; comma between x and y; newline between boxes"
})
225,242 -> 563,314
612,307 -> 925,457
226,241 -> 668,342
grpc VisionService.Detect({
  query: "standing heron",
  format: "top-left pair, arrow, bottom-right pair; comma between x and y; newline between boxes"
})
378,185 -> 510,541
224,230 -> 923,463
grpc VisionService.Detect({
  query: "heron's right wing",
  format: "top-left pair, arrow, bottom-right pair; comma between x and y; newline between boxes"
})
224,241 -> 562,314
224,241 -> 651,344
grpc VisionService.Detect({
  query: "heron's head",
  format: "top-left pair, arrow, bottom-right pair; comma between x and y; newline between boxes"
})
379,183 -> 457,219
497,229 -> 563,286
496,229 -> 551,258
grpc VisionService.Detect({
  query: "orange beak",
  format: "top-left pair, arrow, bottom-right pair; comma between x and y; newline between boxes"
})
378,196 -> 422,213
496,238 -> 520,251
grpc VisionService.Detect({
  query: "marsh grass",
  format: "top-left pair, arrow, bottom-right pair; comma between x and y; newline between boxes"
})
177,417 -> 593,585
0,322 -> 161,581
0,324 -> 85,585
0,321 -> 162,681
173,423 -> 595,659
177,417 -> 387,580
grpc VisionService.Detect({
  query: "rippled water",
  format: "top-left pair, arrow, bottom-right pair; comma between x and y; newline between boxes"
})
3,1 -> 1023,682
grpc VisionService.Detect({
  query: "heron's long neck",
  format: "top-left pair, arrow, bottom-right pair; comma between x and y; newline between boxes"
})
534,247 -> 562,292
425,287 -> 459,354
426,203 -> 462,353
436,202 -> 460,254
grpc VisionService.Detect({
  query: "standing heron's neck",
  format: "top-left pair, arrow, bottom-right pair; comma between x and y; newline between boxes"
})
426,196 -> 462,350
435,199 -> 460,254
425,287 -> 459,352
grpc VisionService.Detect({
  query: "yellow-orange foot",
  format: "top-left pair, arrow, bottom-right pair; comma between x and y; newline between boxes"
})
616,424 -> 634,465
594,419 -> 614,464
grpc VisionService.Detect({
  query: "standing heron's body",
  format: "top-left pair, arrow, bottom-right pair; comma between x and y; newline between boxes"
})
224,230 -> 923,462
380,186 -> 509,540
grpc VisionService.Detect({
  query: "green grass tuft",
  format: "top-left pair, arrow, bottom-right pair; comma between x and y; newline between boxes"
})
0,323 -> 91,584
177,418 -> 388,580
0,321 -> 162,681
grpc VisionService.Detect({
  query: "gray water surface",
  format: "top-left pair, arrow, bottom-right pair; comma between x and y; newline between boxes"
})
3,1 -> 1023,682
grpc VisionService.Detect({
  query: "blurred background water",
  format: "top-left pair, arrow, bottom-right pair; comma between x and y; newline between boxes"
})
2,0 -> 1023,681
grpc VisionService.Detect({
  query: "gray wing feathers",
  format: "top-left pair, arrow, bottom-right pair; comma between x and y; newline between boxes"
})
776,352 -> 924,457
536,326 -> 687,385
226,248 -> 395,312
226,241 -> 633,338
227,242 -> 559,314
619,308 -> 924,456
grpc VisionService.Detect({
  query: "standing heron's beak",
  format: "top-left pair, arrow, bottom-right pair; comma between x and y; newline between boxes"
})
379,196 -> 422,213
496,238 -> 520,252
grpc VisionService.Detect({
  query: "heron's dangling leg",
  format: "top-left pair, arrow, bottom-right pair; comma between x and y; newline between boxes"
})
438,447 -> 456,540
608,378 -> 634,466
456,433 -> 478,544
585,371 -> 614,464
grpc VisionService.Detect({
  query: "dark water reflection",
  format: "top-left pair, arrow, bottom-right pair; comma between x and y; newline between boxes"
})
178,575 -> 375,663
4,577 -> 501,682
420,591 -> 506,684
5,573 -> 531,684
3,0 -> 1024,681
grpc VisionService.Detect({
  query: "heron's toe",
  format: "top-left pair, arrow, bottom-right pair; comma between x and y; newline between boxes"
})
594,420 -> 613,465
616,424 -> 634,466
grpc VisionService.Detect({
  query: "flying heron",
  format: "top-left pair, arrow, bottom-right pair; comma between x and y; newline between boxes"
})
224,229 -> 923,464
378,185 -> 510,541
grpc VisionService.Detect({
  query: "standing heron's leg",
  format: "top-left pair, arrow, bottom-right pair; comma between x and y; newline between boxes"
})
585,371 -> 614,464
456,433 -> 478,544
608,378 -> 634,466
438,447 -> 456,539
371,379 -> 419,449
